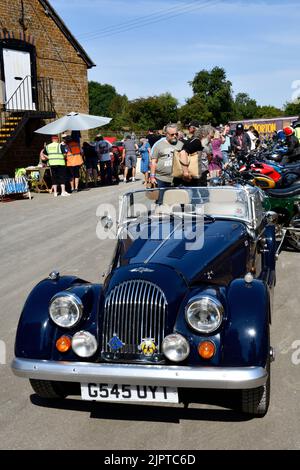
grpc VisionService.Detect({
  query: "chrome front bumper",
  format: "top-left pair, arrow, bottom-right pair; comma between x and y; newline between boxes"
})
12,358 -> 267,390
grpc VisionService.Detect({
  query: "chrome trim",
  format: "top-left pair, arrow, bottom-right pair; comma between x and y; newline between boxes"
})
48,271 -> 60,281
185,295 -> 224,334
49,292 -> 84,328
119,187 -> 256,231
270,347 -> 275,363
12,358 -> 267,390
102,280 -> 168,355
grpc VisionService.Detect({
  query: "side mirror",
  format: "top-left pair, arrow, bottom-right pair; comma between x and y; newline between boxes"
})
101,215 -> 114,231
265,211 -> 278,225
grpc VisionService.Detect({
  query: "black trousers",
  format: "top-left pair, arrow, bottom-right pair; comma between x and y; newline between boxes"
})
100,161 -> 112,185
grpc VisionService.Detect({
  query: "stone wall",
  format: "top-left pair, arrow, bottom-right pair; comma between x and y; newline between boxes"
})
0,0 -> 91,174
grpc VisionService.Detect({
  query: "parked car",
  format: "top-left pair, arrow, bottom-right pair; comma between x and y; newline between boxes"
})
12,186 -> 277,416
104,137 -> 124,156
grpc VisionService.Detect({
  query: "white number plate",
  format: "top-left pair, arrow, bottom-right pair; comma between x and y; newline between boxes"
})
81,383 -> 179,403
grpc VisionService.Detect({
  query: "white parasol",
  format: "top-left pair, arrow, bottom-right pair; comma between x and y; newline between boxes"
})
35,112 -> 111,134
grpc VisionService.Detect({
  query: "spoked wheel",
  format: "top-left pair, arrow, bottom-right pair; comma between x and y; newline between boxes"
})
285,215 -> 300,252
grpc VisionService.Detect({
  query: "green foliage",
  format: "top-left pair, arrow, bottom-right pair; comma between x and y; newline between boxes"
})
284,101 -> 300,117
127,93 -> 178,130
88,66 -> 287,132
233,93 -> 258,120
88,81 -> 118,116
185,66 -> 234,125
178,95 -> 212,125
108,94 -> 130,129
255,105 -> 284,119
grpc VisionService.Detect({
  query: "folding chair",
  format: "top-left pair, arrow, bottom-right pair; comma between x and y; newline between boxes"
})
28,168 -> 52,193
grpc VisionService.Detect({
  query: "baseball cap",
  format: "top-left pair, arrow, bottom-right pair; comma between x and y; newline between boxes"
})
236,123 -> 244,131
188,120 -> 200,128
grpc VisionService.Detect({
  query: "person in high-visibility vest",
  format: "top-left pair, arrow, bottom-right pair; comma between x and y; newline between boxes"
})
293,117 -> 300,143
65,136 -> 83,193
41,135 -> 70,197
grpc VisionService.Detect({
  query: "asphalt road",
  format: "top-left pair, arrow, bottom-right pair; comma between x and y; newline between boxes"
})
0,182 -> 300,450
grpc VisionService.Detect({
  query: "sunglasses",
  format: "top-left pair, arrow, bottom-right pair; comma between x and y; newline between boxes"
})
168,132 -> 178,137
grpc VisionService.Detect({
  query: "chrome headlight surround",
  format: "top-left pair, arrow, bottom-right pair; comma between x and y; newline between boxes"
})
162,334 -> 190,363
72,331 -> 98,358
49,292 -> 83,328
185,295 -> 224,334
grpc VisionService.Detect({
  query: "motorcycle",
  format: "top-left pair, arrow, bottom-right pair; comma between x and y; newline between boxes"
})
264,184 -> 300,253
211,161 -> 300,252
238,152 -> 300,188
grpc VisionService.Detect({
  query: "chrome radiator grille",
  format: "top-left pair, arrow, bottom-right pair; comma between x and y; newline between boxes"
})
102,280 -> 168,356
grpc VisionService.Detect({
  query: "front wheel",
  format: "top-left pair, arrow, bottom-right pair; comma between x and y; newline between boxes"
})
241,360 -> 270,417
286,215 -> 300,252
29,379 -> 68,399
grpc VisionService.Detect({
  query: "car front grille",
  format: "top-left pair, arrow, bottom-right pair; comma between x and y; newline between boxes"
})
102,280 -> 168,359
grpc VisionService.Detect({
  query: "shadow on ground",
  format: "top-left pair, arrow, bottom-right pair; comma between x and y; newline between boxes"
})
30,389 -> 253,424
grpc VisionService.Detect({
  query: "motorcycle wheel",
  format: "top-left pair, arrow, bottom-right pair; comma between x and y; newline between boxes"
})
286,215 -> 300,252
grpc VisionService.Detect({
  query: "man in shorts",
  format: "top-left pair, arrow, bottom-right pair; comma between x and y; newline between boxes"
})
122,134 -> 138,182
41,135 -> 70,197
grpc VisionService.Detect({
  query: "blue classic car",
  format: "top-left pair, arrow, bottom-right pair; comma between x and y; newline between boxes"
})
12,186 -> 277,417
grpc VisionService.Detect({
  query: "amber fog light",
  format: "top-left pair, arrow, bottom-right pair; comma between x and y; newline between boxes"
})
198,341 -> 216,360
56,336 -> 72,353
72,331 -> 98,358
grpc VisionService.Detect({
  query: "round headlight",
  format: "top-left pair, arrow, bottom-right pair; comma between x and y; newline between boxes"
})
162,334 -> 190,363
72,331 -> 98,358
49,292 -> 83,328
185,296 -> 224,334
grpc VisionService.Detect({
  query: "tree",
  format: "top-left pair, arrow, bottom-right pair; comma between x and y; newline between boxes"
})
127,93 -> 178,130
88,81 -> 119,116
255,105 -> 284,119
178,95 -> 212,125
187,66 -> 234,125
233,93 -> 258,120
108,94 -> 130,129
284,101 -> 300,117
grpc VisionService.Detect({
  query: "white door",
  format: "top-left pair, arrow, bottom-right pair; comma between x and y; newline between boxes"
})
3,48 -> 35,111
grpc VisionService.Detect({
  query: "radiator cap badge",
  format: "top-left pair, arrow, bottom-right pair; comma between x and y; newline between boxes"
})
108,334 -> 124,351
139,338 -> 157,357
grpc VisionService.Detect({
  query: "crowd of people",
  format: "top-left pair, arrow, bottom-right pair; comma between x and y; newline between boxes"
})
39,118 -> 300,197
148,121 -> 261,189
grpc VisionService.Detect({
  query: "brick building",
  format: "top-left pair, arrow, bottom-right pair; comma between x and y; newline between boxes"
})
0,0 -> 95,175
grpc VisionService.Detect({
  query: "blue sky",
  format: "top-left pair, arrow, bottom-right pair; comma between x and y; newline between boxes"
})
51,0 -> 300,108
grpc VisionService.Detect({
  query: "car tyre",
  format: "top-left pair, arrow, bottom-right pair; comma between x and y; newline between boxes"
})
29,379 -> 68,399
241,359 -> 270,417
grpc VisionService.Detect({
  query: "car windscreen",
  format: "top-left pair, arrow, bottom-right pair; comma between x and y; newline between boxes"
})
120,187 -> 251,225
